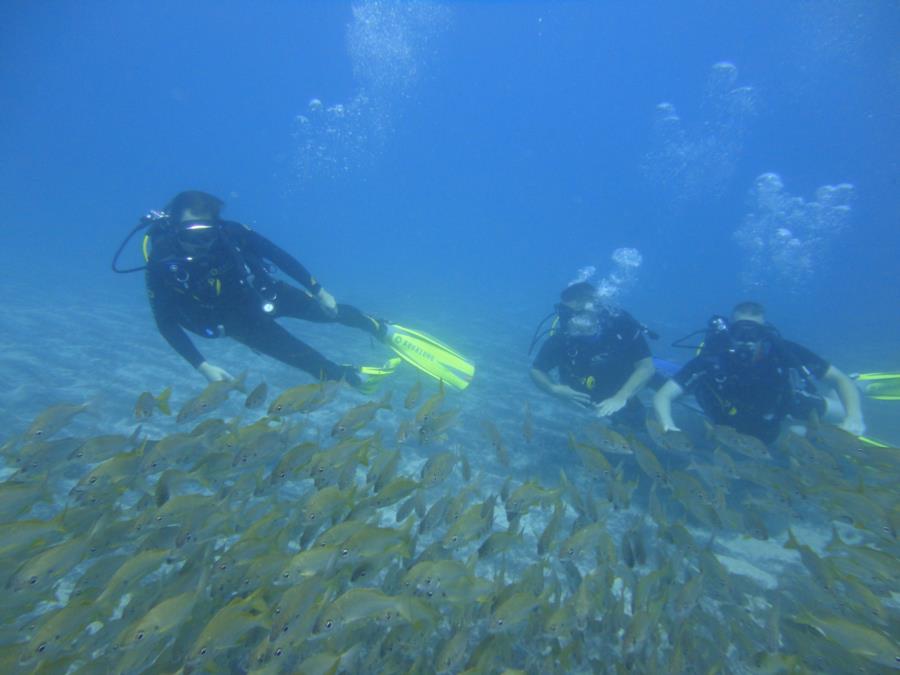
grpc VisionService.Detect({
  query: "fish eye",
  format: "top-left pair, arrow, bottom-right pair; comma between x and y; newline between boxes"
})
275,648 -> 284,657
340,548 -> 349,557
136,631 -> 144,641
29,576 -> 38,585
35,430 -> 43,437
496,619 -> 504,626
200,648 -> 208,656
325,620 -> 334,630
37,642 -> 47,653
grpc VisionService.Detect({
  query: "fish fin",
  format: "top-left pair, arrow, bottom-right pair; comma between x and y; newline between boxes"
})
157,387 -> 172,415
234,371 -> 249,394
784,528 -> 799,549
826,524 -> 843,552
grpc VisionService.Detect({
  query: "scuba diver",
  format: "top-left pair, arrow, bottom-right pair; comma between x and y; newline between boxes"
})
529,282 -> 656,427
112,190 -> 475,390
653,301 -> 865,444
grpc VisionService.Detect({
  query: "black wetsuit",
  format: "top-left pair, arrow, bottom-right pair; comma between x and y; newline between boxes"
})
145,219 -> 381,381
532,309 -> 652,426
673,339 -> 829,443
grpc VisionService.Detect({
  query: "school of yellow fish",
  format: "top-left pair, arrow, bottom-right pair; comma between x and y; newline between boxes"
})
1,377 -> 898,674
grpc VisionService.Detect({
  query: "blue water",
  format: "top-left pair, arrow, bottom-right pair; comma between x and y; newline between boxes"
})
2,0 -> 897,437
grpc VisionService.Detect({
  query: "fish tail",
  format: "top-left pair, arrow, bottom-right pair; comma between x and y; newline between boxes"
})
784,528 -> 799,550
825,524 -> 844,552
234,371 -> 249,394
380,390 -> 394,409
157,387 -> 173,415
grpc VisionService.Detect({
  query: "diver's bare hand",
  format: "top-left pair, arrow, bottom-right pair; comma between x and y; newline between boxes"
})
198,362 -> 233,383
316,288 -> 338,318
552,385 -> 592,407
839,415 -> 866,437
595,395 -> 627,417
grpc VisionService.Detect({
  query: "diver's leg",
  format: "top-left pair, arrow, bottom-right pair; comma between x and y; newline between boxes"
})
822,393 -> 845,421
334,304 -> 385,337
232,319 -> 354,383
273,282 -> 384,338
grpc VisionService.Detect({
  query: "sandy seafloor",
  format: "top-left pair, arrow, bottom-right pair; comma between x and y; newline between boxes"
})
1,276 -> 898,672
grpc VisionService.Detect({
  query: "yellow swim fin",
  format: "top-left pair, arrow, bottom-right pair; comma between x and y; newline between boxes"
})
384,324 -> 475,391
853,372 -> 900,400
857,435 -> 892,448
356,358 -> 402,395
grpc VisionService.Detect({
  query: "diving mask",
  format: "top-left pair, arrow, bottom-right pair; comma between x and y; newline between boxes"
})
176,220 -> 220,250
566,308 -> 603,337
729,320 -> 770,365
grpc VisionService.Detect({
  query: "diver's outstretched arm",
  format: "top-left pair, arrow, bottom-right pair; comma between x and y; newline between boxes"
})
597,357 -> 656,416
822,365 -> 865,435
653,379 -> 684,432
